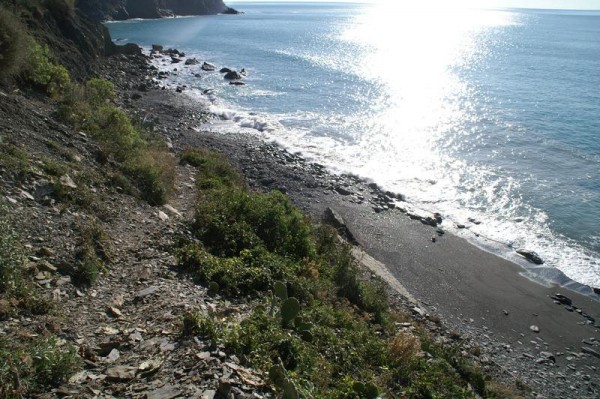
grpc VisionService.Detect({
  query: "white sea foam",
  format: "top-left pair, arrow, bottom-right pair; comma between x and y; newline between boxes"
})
133,7 -> 600,291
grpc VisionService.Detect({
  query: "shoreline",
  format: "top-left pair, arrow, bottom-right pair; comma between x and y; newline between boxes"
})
100,52 -> 600,398
149,48 -> 600,299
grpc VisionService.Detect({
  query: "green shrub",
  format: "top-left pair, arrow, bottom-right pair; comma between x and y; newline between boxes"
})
85,78 -> 115,106
91,105 -> 143,159
57,83 -> 91,127
180,147 -> 244,190
0,141 -> 29,180
178,245 -> 274,296
0,336 -> 81,398
194,188 -> 315,259
181,312 -> 225,350
399,357 -> 473,399
58,78 -> 175,206
224,303 -> 389,397
0,6 -> 29,79
30,337 -> 80,387
334,251 -> 389,324
41,157 -> 67,177
420,338 -> 487,396
125,149 -> 175,206
180,147 -> 207,167
24,43 -> 70,97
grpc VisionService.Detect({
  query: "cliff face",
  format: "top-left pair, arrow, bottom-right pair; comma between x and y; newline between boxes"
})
18,4 -> 116,80
77,0 -> 237,21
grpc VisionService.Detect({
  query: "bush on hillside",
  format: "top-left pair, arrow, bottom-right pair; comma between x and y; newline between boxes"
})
85,77 -> 116,106
24,43 -> 70,97
58,78 -> 175,206
125,149 -> 176,206
0,7 -> 29,79
0,336 -> 81,398
70,220 -> 110,287
180,147 -> 244,190
193,189 -> 315,259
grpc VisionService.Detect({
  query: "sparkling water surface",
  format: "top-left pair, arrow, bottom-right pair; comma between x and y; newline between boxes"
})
106,3 -> 600,289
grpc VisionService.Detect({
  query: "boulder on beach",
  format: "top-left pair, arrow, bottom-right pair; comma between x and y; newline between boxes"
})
201,62 -> 216,71
224,71 -> 243,80
171,57 -> 181,64
516,249 -> 544,265
115,43 -> 142,56
185,58 -> 199,65
229,81 -> 246,86
163,48 -> 181,56
219,67 -> 232,73
551,293 -> 572,305
151,44 -> 163,52
323,207 -> 358,245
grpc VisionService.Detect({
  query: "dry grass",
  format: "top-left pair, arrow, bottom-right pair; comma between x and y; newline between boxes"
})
388,331 -> 421,367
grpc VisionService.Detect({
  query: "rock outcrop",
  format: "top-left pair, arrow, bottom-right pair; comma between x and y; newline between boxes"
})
77,0 -> 238,21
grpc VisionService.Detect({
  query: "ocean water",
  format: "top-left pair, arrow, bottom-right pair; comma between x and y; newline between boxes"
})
106,3 -> 600,290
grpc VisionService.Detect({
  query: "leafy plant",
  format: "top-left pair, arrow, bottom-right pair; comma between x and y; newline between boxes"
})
0,336 -> 80,398
24,43 -> 70,97
58,78 -> 175,206
85,78 -> 116,106
31,337 -> 80,387
180,147 -> 244,190
193,188 -> 315,259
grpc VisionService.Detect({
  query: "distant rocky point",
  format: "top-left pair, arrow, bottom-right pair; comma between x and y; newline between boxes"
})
78,0 -> 238,21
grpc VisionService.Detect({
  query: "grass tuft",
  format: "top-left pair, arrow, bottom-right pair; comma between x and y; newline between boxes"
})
70,220 -> 110,287
0,336 -> 81,398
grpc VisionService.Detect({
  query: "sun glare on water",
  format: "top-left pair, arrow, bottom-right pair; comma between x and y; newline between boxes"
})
337,4 -> 516,186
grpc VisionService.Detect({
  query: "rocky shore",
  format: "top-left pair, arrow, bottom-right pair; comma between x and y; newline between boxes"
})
1,18 -> 598,395
102,50 -> 600,398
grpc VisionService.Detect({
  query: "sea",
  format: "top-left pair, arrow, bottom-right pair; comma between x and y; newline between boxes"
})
106,2 -> 600,292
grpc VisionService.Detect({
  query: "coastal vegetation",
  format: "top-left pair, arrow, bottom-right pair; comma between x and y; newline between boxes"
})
58,77 -> 176,205
177,149 -> 518,398
0,1 -> 530,398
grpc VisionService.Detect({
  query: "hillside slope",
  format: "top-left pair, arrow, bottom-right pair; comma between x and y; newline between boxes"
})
77,0 -> 238,21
